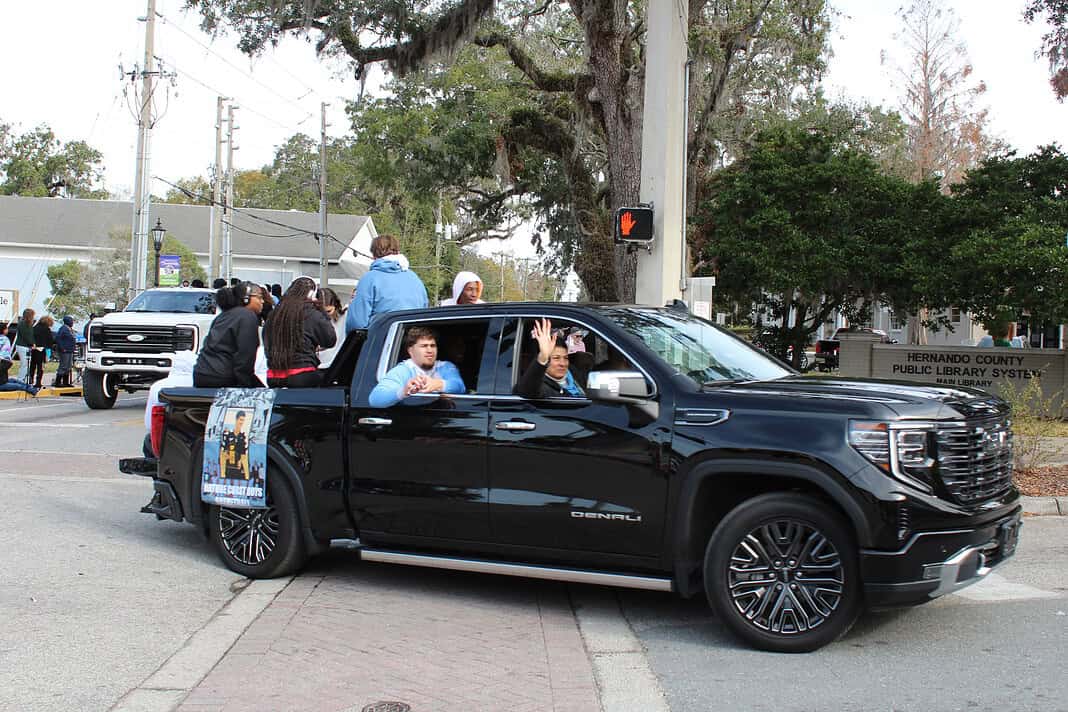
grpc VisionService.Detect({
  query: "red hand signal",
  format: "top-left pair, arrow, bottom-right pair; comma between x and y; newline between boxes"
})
620,211 -> 636,237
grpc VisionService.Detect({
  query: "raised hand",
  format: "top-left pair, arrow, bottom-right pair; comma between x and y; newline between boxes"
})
532,318 -> 555,364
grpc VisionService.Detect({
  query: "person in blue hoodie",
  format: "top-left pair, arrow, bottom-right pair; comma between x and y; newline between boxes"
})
346,234 -> 429,333
369,326 -> 465,408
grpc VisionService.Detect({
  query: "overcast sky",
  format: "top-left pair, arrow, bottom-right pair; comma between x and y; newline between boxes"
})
0,1 -> 1062,217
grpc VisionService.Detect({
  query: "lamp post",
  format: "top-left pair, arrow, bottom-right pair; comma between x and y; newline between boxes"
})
151,218 -> 166,287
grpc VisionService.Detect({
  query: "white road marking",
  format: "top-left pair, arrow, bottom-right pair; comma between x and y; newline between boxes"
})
0,472 -> 144,486
0,422 -> 92,428
952,573 -> 1060,602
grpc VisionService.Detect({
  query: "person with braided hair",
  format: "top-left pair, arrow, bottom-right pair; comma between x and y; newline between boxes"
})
263,277 -> 336,388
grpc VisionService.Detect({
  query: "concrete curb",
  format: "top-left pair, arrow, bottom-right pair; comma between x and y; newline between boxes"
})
109,576 -> 293,712
0,386 -> 81,400
1021,495 -> 1066,516
571,587 -> 669,712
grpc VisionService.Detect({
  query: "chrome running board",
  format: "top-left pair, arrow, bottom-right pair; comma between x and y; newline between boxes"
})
359,548 -> 674,592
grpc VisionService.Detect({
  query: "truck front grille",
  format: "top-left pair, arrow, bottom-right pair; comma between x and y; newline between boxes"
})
935,417 -> 1014,505
100,325 -> 185,353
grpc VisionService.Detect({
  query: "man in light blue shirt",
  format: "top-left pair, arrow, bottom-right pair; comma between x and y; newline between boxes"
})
347,234 -> 429,333
369,326 -> 465,407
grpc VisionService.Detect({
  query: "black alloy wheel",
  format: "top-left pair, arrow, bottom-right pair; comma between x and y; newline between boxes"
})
218,500 -> 281,566
208,474 -> 307,578
704,493 -> 861,653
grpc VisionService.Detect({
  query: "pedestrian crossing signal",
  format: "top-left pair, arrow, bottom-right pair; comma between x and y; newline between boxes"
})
614,206 -> 654,244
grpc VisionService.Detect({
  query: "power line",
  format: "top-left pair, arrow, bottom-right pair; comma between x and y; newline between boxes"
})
157,11 -> 316,124
165,62 -> 306,133
154,174 -> 373,260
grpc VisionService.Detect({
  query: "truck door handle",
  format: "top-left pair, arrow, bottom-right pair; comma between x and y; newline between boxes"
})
496,420 -> 536,432
358,417 -> 392,426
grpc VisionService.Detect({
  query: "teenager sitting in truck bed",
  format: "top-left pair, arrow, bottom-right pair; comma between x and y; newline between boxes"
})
263,277 -> 336,388
369,326 -> 465,407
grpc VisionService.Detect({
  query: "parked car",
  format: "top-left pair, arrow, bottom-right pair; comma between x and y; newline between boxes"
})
122,303 -> 1020,653
815,327 -> 895,371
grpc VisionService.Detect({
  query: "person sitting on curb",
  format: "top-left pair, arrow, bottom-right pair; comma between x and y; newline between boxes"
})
516,318 -> 586,399
0,323 -> 38,396
369,326 -> 465,408
346,234 -> 429,332
439,271 -> 485,306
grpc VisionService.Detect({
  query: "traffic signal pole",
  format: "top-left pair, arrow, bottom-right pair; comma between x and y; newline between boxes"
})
635,0 -> 688,306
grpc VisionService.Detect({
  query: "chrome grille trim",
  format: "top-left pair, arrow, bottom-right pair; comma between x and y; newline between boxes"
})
100,325 -> 188,353
934,416 -> 1013,505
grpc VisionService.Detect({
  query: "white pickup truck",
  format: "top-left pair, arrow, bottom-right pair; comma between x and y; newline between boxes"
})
83,287 -> 217,409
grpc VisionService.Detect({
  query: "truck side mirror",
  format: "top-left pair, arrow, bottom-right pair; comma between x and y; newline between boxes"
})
586,370 -> 652,402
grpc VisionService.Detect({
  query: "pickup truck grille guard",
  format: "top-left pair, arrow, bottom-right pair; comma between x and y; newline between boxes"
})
934,416 -> 1013,505
99,325 -> 193,353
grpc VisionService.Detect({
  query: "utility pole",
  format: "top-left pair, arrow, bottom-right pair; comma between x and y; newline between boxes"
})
208,97 -> 227,280
127,0 -> 158,296
635,0 -> 688,306
499,251 -> 507,301
433,194 -> 443,301
318,102 -> 329,288
222,104 -> 238,282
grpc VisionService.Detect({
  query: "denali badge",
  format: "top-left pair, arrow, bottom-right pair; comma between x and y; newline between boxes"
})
571,511 -> 642,523
127,334 -> 146,342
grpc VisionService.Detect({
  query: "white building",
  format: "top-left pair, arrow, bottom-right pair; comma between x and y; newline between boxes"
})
0,195 -> 376,316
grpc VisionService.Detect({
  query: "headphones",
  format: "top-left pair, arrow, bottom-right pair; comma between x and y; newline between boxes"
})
238,281 -> 254,305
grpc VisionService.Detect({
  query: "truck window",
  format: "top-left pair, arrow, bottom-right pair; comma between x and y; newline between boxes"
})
125,290 -> 216,314
510,317 -> 645,397
379,319 -> 491,395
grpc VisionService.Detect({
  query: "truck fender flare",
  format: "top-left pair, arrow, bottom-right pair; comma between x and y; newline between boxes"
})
671,457 -> 872,594
190,438 -> 321,555
264,443 -> 324,555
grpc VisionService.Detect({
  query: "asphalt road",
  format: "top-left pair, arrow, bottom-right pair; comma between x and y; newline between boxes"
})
621,516 -> 1068,712
0,394 -> 239,712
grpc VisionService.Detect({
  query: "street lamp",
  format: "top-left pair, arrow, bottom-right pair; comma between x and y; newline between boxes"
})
151,218 -> 166,287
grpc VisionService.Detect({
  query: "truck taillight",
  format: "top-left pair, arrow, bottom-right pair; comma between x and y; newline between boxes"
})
150,405 -> 166,458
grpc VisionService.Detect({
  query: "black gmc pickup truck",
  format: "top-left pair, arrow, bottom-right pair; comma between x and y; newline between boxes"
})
123,303 -> 1021,652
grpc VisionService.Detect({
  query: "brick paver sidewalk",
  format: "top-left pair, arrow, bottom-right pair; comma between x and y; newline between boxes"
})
178,556 -> 601,712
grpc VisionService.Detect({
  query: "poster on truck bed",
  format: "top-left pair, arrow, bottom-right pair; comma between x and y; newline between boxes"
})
201,388 -> 275,509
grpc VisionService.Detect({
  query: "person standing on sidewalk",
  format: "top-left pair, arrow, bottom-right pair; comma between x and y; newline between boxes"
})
53,316 -> 77,388
30,315 -> 54,389
14,309 -> 34,382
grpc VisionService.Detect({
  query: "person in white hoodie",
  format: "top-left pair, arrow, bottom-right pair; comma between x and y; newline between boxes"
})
439,271 -> 485,306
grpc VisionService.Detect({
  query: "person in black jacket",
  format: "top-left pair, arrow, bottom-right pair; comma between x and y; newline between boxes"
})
53,316 -> 77,387
30,315 -> 55,389
516,318 -> 586,399
193,282 -> 265,389
263,277 -> 336,388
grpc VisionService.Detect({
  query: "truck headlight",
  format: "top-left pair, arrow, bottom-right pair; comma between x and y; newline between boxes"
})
88,324 -> 102,350
175,326 -> 196,351
849,421 -> 935,492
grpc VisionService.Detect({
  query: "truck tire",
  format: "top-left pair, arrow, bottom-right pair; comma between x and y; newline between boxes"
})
209,474 -> 306,579
703,493 -> 861,653
82,370 -> 118,409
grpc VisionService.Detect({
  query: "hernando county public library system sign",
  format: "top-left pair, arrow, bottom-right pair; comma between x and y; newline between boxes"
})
838,333 -> 1067,414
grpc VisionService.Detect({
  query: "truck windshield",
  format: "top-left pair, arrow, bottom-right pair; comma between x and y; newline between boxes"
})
601,307 -> 792,386
126,290 -> 216,314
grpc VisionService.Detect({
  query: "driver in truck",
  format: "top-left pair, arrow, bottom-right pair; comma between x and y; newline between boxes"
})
369,327 -> 465,407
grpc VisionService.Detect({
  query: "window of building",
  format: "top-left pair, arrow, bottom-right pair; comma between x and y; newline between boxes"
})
950,307 -> 961,323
